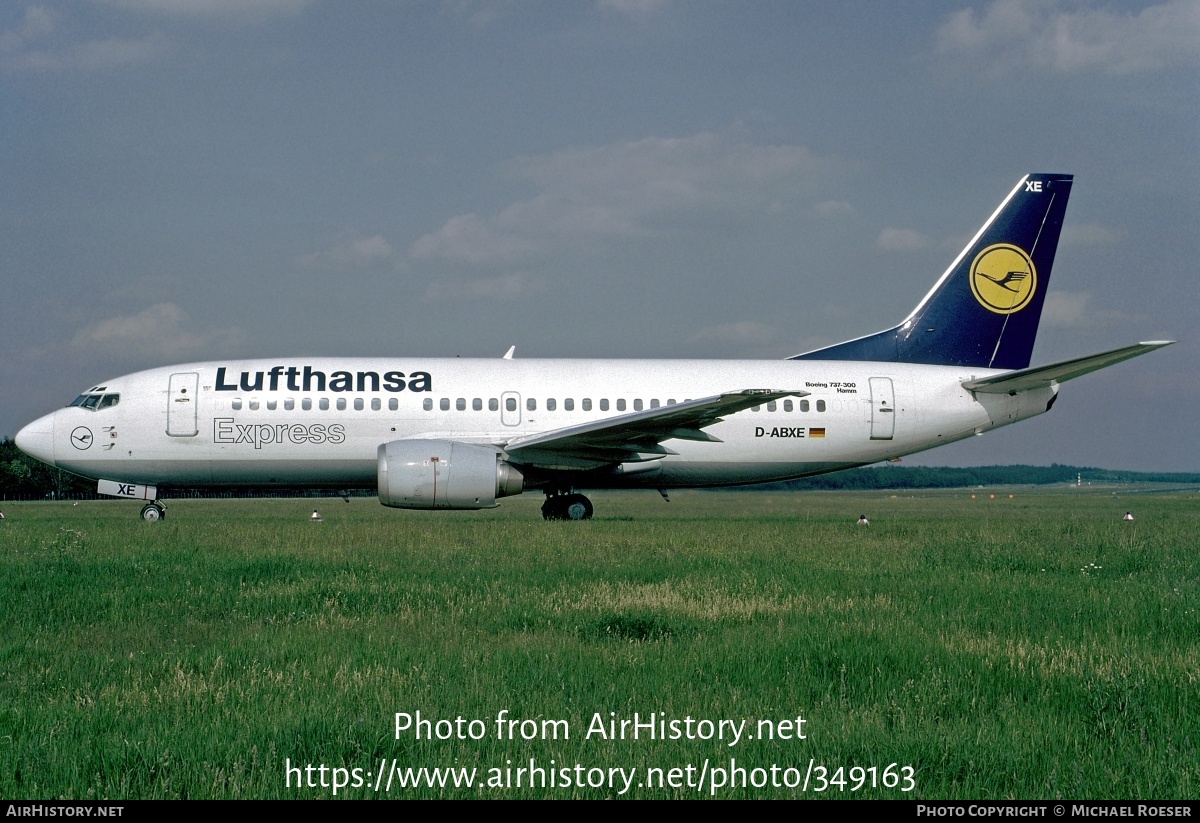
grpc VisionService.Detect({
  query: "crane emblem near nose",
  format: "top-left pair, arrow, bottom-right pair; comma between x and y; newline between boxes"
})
70,427 -> 93,450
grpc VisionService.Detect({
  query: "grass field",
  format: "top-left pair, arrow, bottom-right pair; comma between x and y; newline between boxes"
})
1,488 -> 1196,799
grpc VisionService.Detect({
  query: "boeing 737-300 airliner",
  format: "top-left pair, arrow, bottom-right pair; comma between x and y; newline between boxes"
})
15,174 -> 1173,520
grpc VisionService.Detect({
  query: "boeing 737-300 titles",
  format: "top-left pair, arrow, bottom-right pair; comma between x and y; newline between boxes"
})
15,174 -> 1173,520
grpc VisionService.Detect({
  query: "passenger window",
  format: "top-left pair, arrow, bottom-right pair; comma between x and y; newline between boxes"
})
423,398 -> 433,411
388,398 -> 396,411
547,398 -> 557,411
634,399 -> 643,411
489,398 -> 499,412
337,398 -> 346,411
440,398 -> 450,411
817,399 -> 826,412
267,400 -> 277,411
527,398 -> 536,411
320,398 -> 330,411
616,399 -> 626,411
284,398 -> 294,411
650,399 -> 660,409
354,398 -> 363,411
505,398 -> 516,412
302,398 -> 312,411
600,399 -> 609,411
784,399 -> 793,412
371,398 -> 381,411
249,399 -> 260,410
456,398 -> 466,411
800,399 -> 810,412
564,398 -> 574,411
751,405 -> 760,412
767,401 -> 776,412
473,398 -> 482,411
582,398 -> 592,411
232,399 -> 243,411
667,399 -> 676,406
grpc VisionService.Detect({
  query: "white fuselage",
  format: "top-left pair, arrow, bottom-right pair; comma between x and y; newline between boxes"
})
19,357 -> 1055,492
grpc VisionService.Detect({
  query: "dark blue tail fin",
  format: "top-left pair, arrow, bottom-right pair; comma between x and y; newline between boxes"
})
792,173 -> 1073,370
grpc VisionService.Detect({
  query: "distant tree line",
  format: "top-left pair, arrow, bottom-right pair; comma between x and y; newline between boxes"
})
0,438 -> 93,500
3,437 -> 1198,500
750,464 -> 1200,492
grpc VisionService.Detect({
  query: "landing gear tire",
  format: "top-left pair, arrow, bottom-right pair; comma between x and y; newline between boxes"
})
140,503 -> 165,522
563,493 -> 593,521
542,493 -> 593,521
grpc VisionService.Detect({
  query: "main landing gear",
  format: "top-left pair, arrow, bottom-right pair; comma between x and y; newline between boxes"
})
541,491 -> 594,521
140,502 -> 166,522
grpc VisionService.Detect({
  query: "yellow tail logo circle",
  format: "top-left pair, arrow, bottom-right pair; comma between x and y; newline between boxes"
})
969,244 -> 1037,314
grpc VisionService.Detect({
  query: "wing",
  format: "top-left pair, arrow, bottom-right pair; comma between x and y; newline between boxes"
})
503,389 -> 808,470
962,341 -> 1174,394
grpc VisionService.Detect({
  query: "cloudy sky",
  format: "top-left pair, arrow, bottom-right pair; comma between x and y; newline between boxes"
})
2,0 -> 1196,471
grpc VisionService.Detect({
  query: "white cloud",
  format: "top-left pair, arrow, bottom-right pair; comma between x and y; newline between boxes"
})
1060,223 -> 1120,246
441,0 -> 520,26
596,0 -> 670,16
689,321 -> 779,345
408,129 -> 824,266
936,0 -> 1200,75
424,272 -> 544,301
298,234 -> 396,269
97,0 -> 313,23
70,303 -> 244,358
814,200 -> 855,218
409,214 -> 536,264
1040,290 -> 1137,328
4,5 -> 58,44
876,228 -> 929,251
1,6 -> 171,72
1039,290 -> 1090,327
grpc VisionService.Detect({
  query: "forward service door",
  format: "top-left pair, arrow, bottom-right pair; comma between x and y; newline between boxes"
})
167,372 -> 199,436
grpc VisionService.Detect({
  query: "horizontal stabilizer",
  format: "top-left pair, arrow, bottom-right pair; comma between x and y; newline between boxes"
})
962,341 -> 1174,394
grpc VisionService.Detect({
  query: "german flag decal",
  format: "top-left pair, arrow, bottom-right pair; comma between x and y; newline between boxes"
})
809,428 -> 826,439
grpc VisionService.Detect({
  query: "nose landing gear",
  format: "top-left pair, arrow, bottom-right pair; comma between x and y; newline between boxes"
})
140,502 -> 166,522
541,491 -> 593,521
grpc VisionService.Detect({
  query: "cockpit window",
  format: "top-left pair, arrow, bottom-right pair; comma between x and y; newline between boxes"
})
70,392 -> 119,410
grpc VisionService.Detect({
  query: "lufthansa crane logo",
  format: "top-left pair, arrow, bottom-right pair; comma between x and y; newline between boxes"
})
969,244 -> 1037,315
70,426 -> 93,450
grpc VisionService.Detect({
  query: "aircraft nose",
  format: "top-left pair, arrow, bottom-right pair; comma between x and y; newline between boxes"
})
15,412 -> 56,467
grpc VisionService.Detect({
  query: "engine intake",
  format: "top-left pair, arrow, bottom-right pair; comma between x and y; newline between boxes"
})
377,439 -> 523,509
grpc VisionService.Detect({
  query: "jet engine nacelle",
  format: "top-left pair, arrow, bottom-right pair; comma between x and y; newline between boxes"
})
377,439 -> 524,509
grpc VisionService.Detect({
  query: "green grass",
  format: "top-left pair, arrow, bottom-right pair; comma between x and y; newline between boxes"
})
1,489 -> 1196,799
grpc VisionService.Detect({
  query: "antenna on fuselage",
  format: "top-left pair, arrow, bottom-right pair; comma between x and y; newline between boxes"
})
502,346 -> 516,360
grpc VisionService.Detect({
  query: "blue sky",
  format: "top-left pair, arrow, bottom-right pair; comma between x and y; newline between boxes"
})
2,0 -> 1197,470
